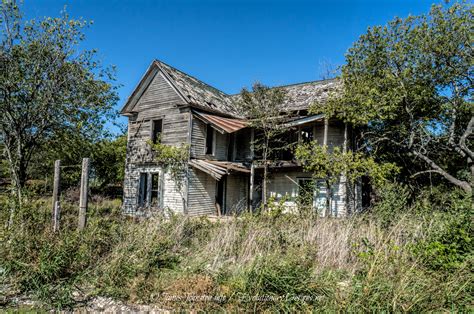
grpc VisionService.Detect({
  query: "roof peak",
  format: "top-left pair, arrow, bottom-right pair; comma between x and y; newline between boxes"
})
154,59 -> 228,96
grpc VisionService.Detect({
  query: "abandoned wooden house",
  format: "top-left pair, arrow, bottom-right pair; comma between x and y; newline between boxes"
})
120,60 -> 362,217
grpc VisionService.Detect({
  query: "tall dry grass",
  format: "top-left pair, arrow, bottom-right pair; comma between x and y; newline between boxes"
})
1,194 -> 472,311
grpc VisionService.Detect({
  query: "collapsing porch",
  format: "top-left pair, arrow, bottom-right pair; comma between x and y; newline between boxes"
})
188,159 -> 250,215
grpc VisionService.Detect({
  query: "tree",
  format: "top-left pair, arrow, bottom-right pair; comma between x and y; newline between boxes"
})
295,142 -> 398,215
0,1 -> 118,202
237,83 -> 292,209
319,2 -> 473,194
91,135 -> 127,189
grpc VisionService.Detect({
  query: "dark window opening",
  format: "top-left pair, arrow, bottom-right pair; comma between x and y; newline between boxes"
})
216,178 -> 226,214
300,125 -> 314,143
138,173 -> 148,206
151,173 -> 160,206
205,124 -> 214,155
228,133 -> 235,161
151,119 -> 163,144
273,130 -> 298,160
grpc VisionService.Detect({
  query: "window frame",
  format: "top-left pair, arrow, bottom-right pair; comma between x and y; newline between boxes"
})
204,123 -> 215,156
138,172 -> 148,206
150,118 -> 163,144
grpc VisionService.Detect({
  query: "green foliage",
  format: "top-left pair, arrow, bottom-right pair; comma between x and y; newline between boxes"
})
295,142 -> 399,187
236,83 -> 292,206
1,191 -> 472,311
415,209 -> 472,271
91,135 -> 127,188
150,138 -> 190,190
316,2 -> 473,193
370,182 -> 411,224
0,1 -> 118,195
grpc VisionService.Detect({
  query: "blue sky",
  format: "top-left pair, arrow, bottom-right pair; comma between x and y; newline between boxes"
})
24,0 -> 437,131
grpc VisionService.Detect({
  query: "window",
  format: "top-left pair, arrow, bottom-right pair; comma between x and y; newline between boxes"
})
151,173 -> 160,206
151,119 -> 163,144
138,173 -> 148,206
138,172 -> 161,207
205,124 -> 214,155
300,125 -> 314,143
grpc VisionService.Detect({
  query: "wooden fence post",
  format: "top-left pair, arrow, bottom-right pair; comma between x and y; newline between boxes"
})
53,201 -> 60,232
78,158 -> 90,230
52,160 -> 61,229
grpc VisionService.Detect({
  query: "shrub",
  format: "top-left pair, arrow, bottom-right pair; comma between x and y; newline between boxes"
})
0,191 -> 472,311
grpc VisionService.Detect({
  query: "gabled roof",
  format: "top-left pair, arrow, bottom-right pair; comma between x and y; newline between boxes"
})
121,59 -> 340,118
120,60 -> 239,116
157,61 -> 240,116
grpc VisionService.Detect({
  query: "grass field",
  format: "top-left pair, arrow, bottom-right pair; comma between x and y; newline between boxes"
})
0,189 -> 472,311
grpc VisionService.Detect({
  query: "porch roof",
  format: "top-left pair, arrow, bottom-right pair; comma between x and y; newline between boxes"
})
189,159 -> 250,180
193,110 -> 248,134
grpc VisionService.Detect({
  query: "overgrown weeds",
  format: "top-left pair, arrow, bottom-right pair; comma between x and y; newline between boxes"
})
0,189 -> 472,311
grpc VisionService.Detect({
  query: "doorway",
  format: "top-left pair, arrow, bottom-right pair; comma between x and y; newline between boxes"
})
216,177 -> 226,214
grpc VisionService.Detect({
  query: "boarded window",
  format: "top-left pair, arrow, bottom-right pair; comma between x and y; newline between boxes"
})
138,173 -> 148,206
205,124 -> 214,155
151,119 -> 163,144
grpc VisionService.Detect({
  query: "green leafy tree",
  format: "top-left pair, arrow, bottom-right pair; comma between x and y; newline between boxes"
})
318,2 -> 473,194
91,135 -> 127,188
237,83 -> 292,209
0,0 -> 118,202
295,142 -> 398,215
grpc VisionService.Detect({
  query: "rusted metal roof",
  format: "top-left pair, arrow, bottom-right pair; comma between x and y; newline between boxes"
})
193,111 -> 247,134
189,159 -> 250,180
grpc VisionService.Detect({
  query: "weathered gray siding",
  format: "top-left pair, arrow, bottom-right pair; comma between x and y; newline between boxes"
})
225,174 -> 248,214
190,117 -> 206,158
187,168 -> 216,216
190,117 -> 229,160
123,70 -> 189,214
313,120 -> 346,150
162,172 -> 185,214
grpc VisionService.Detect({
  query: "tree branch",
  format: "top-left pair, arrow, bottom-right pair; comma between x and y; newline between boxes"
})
412,150 -> 472,194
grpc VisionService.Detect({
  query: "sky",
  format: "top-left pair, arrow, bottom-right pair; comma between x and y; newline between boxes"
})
23,0 -> 438,131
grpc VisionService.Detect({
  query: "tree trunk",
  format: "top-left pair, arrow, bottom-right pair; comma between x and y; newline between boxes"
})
413,150 -> 472,194
263,163 -> 268,210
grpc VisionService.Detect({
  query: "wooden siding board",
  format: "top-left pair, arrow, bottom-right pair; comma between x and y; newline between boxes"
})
187,168 -> 216,216
225,174 -> 248,214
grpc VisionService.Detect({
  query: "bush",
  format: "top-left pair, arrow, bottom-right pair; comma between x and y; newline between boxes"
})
0,191 -> 472,311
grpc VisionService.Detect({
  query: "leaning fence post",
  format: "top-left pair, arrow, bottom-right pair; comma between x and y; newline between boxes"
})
78,158 -> 90,230
52,160 -> 61,229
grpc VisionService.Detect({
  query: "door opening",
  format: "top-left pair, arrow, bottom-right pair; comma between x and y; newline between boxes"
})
216,178 -> 226,215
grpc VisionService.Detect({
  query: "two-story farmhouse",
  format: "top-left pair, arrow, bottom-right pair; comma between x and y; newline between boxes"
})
121,60 -> 362,217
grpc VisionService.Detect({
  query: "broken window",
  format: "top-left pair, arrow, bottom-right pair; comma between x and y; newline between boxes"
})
151,119 -> 163,144
300,125 -> 314,143
205,124 -> 214,155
